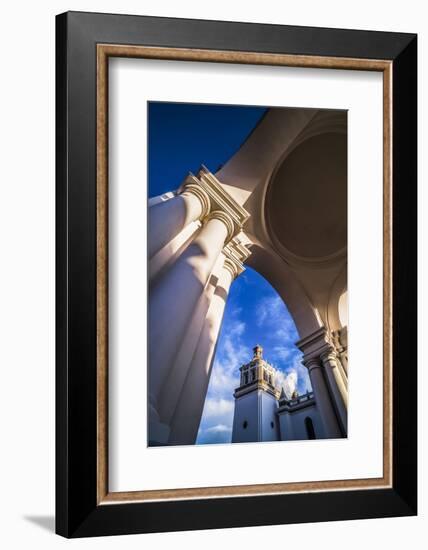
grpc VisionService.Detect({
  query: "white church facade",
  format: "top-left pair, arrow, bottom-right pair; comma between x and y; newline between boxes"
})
232,345 -> 327,443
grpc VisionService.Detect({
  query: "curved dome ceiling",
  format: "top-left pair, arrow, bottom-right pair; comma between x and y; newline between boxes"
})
267,132 -> 347,260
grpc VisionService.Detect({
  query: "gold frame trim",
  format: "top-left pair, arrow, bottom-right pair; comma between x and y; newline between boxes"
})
96,44 -> 393,504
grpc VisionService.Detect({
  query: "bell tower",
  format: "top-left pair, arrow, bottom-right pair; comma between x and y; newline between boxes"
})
231,345 -> 281,443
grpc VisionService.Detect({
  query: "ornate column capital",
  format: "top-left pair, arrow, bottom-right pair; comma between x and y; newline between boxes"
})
332,327 -> 347,354
296,327 -> 332,363
223,257 -> 242,279
320,348 -> 338,364
222,233 -> 252,278
205,210 -> 236,242
179,166 -> 250,239
302,356 -> 323,372
180,182 -> 211,220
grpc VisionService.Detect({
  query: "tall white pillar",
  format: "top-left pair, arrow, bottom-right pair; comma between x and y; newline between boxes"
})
156,252 -> 226,424
148,183 -> 210,258
168,257 -> 238,445
148,168 -> 250,445
321,350 -> 348,434
149,221 -> 201,283
148,211 -> 235,443
297,327 -> 346,439
305,357 -> 342,439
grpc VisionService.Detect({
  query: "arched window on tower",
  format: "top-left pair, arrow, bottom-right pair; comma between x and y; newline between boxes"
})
305,416 -> 316,440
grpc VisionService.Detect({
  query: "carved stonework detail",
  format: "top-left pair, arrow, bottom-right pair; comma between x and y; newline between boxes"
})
179,166 -> 250,239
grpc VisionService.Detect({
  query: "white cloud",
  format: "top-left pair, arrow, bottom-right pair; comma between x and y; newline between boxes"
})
229,321 -> 245,337
230,306 -> 242,317
197,315 -> 248,444
275,369 -> 298,398
275,325 -> 296,343
202,397 -> 234,418
272,345 -> 292,361
285,370 -> 298,397
288,370 -> 298,385
208,331 -> 248,399
197,396 -> 235,444
206,424 -> 232,433
222,335 -> 248,365
255,296 -> 298,345
197,270 -> 311,446
288,355 -> 312,394
256,295 -> 282,326
274,369 -> 287,388
209,364 -> 237,396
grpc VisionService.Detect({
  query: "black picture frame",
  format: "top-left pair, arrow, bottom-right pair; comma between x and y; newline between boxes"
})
56,11 -> 417,538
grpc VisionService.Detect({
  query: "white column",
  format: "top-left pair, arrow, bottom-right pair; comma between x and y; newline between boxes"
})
321,350 -> 348,434
148,183 -> 210,258
168,258 -> 236,445
156,253 -> 225,424
149,221 -> 201,283
305,358 -> 342,439
148,210 -> 235,441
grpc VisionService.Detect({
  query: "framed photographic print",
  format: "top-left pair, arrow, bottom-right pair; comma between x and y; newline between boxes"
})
56,11 -> 417,537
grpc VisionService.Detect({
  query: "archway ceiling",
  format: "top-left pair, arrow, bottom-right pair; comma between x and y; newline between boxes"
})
217,108 -> 348,333
267,132 -> 347,260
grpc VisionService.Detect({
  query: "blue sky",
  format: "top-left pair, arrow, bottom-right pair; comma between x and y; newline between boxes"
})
148,102 -> 267,195
149,102 -> 311,445
196,268 -> 311,445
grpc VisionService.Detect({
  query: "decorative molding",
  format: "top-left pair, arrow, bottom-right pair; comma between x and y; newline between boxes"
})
181,182 -> 211,220
234,382 -> 280,400
223,257 -> 243,279
222,234 -> 252,279
296,326 -> 334,364
234,345 -> 280,399
225,234 -> 252,262
320,349 -> 338,364
332,326 -> 348,355
205,210 -> 236,242
277,391 -> 316,413
179,166 -> 250,237
303,357 -> 323,372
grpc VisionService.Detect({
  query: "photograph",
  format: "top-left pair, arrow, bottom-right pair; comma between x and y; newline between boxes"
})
147,102 -> 348,447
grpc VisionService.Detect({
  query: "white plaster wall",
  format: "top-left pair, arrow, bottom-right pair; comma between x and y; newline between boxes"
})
149,221 -> 201,282
260,392 -> 280,441
279,404 -> 325,440
232,390 -> 280,443
292,405 -> 324,440
278,411 -> 295,441
232,391 -> 260,442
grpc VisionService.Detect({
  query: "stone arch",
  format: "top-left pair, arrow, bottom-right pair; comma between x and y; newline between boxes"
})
264,132 -> 347,263
245,243 -> 322,339
326,264 -> 348,332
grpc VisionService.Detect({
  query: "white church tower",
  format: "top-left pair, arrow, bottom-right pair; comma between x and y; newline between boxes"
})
232,345 -> 281,443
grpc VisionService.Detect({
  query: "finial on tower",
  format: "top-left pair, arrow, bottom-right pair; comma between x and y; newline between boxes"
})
253,344 -> 263,359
